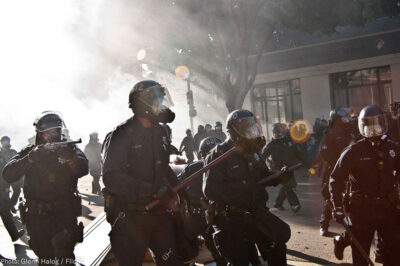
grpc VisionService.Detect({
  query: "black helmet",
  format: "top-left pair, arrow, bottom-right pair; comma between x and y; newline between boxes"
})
272,123 -> 285,139
330,106 -> 351,125
205,124 -> 212,132
198,137 -> 221,158
197,125 -> 204,132
215,121 -> 222,127
33,111 -> 65,132
1,136 -> 11,148
185,129 -> 191,135
129,80 -> 175,123
226,109 -> 262,140
358,105 -> 387,138
226,109 -> 265,151
1,136 -> 10,142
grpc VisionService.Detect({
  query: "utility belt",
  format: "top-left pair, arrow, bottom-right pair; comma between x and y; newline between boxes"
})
349,192 -> 399,209
103,189 -> 166,215
25,195 -> 81,216
215,203 -> 251,216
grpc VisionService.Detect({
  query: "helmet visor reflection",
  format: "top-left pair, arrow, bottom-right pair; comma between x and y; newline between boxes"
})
138,85 -> 174,114
232,117 -> 263,140
358,115 -> 387,138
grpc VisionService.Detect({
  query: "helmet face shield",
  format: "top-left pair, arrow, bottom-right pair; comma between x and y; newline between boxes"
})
137,84 -> 174,115
231,116 -> 263,140
358,115 -> 387,138
34,111 -> 65,132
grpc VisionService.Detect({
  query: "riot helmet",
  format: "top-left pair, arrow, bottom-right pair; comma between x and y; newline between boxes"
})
185,129 -> 192,137
215,121 -> 223,132
330,106 -> 351,125
272,123 -> 285,139
198,137 -> 221,159
33,111 -> 65,143
1,136 -> 11,149
358,105 -> 387,139
226,109 -> 265,152
129,80 -> 175,123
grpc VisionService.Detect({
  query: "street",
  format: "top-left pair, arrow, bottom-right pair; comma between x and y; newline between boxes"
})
0,170 -> 382,265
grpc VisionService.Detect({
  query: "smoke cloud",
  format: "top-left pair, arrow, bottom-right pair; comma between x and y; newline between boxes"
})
0,0 -> 228,151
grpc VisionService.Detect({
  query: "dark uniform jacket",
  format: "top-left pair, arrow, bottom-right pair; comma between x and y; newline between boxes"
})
330,137 -> 400,209
0,154 -> 10,205
203,140 -> 270,210
262,137 -> 300,171
179,136 -> 194,155
0,148 -> 17,162
2,144 -> 88,203
102,116 -> 178,205
178,160 -> 204,207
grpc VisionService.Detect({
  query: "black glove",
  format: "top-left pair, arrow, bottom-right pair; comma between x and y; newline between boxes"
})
28,145 -> 48,162
333,207 -> 345,224
56,146 -> 75,160
154,185 -> 175,204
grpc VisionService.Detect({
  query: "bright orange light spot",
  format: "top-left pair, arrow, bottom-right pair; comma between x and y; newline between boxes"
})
290,119 -> 312,143
175,65 -> 190,80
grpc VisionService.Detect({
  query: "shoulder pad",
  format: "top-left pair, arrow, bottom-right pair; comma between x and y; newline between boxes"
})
113,117 -> 135,133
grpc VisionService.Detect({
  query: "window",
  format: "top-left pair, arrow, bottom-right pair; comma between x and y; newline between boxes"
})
330,66 -> 392,113
251,79 -> 303,140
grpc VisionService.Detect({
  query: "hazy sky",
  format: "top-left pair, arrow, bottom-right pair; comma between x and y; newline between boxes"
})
0,0 -> 227,151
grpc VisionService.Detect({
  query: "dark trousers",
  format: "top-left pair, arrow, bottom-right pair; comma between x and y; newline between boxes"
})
185,151 -> 194,164
275,175 -> 299,207
0,205 -> 19,240
320,182 -> 332,229
213,214 -> 287,266
109,212 -> 184,266
349,206 -> 400,266
10,179 -> 23,207
182,212 -> 227,265
91,174 -> 101,194
26,210 -> 79,266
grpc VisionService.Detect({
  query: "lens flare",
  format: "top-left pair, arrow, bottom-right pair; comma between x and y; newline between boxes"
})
290,119 -> 312,143
137,49 -> 146,61
175,65 -> 190,80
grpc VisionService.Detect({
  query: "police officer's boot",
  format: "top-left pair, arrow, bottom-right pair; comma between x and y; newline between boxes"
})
319,226 -> 329,237
333,235 -> 350,260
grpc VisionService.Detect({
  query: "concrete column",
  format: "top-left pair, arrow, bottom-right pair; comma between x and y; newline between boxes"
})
300,74 -> 332,131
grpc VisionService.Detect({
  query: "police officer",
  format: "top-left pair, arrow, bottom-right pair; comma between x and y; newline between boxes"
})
0,136 -> 22,212
102,80 -> 185,266
84,132 -> 102,195
2,111 -> 88,265
203,109 -> 290,266
179,129 -> 194,163
263,123 -> 301,213
0,152 -> 25,242
212,121 -> 227,142
318,106 -> 355,236
193,125 -> 205,159
330,105 -> 400,265
178,137 -> 226,266
204,124 -> 213,138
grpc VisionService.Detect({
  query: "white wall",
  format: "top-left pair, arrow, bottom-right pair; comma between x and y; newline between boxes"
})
300,75 -> 331,129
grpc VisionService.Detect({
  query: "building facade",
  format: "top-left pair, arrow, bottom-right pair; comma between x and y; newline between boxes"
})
244,17 -> 400,138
